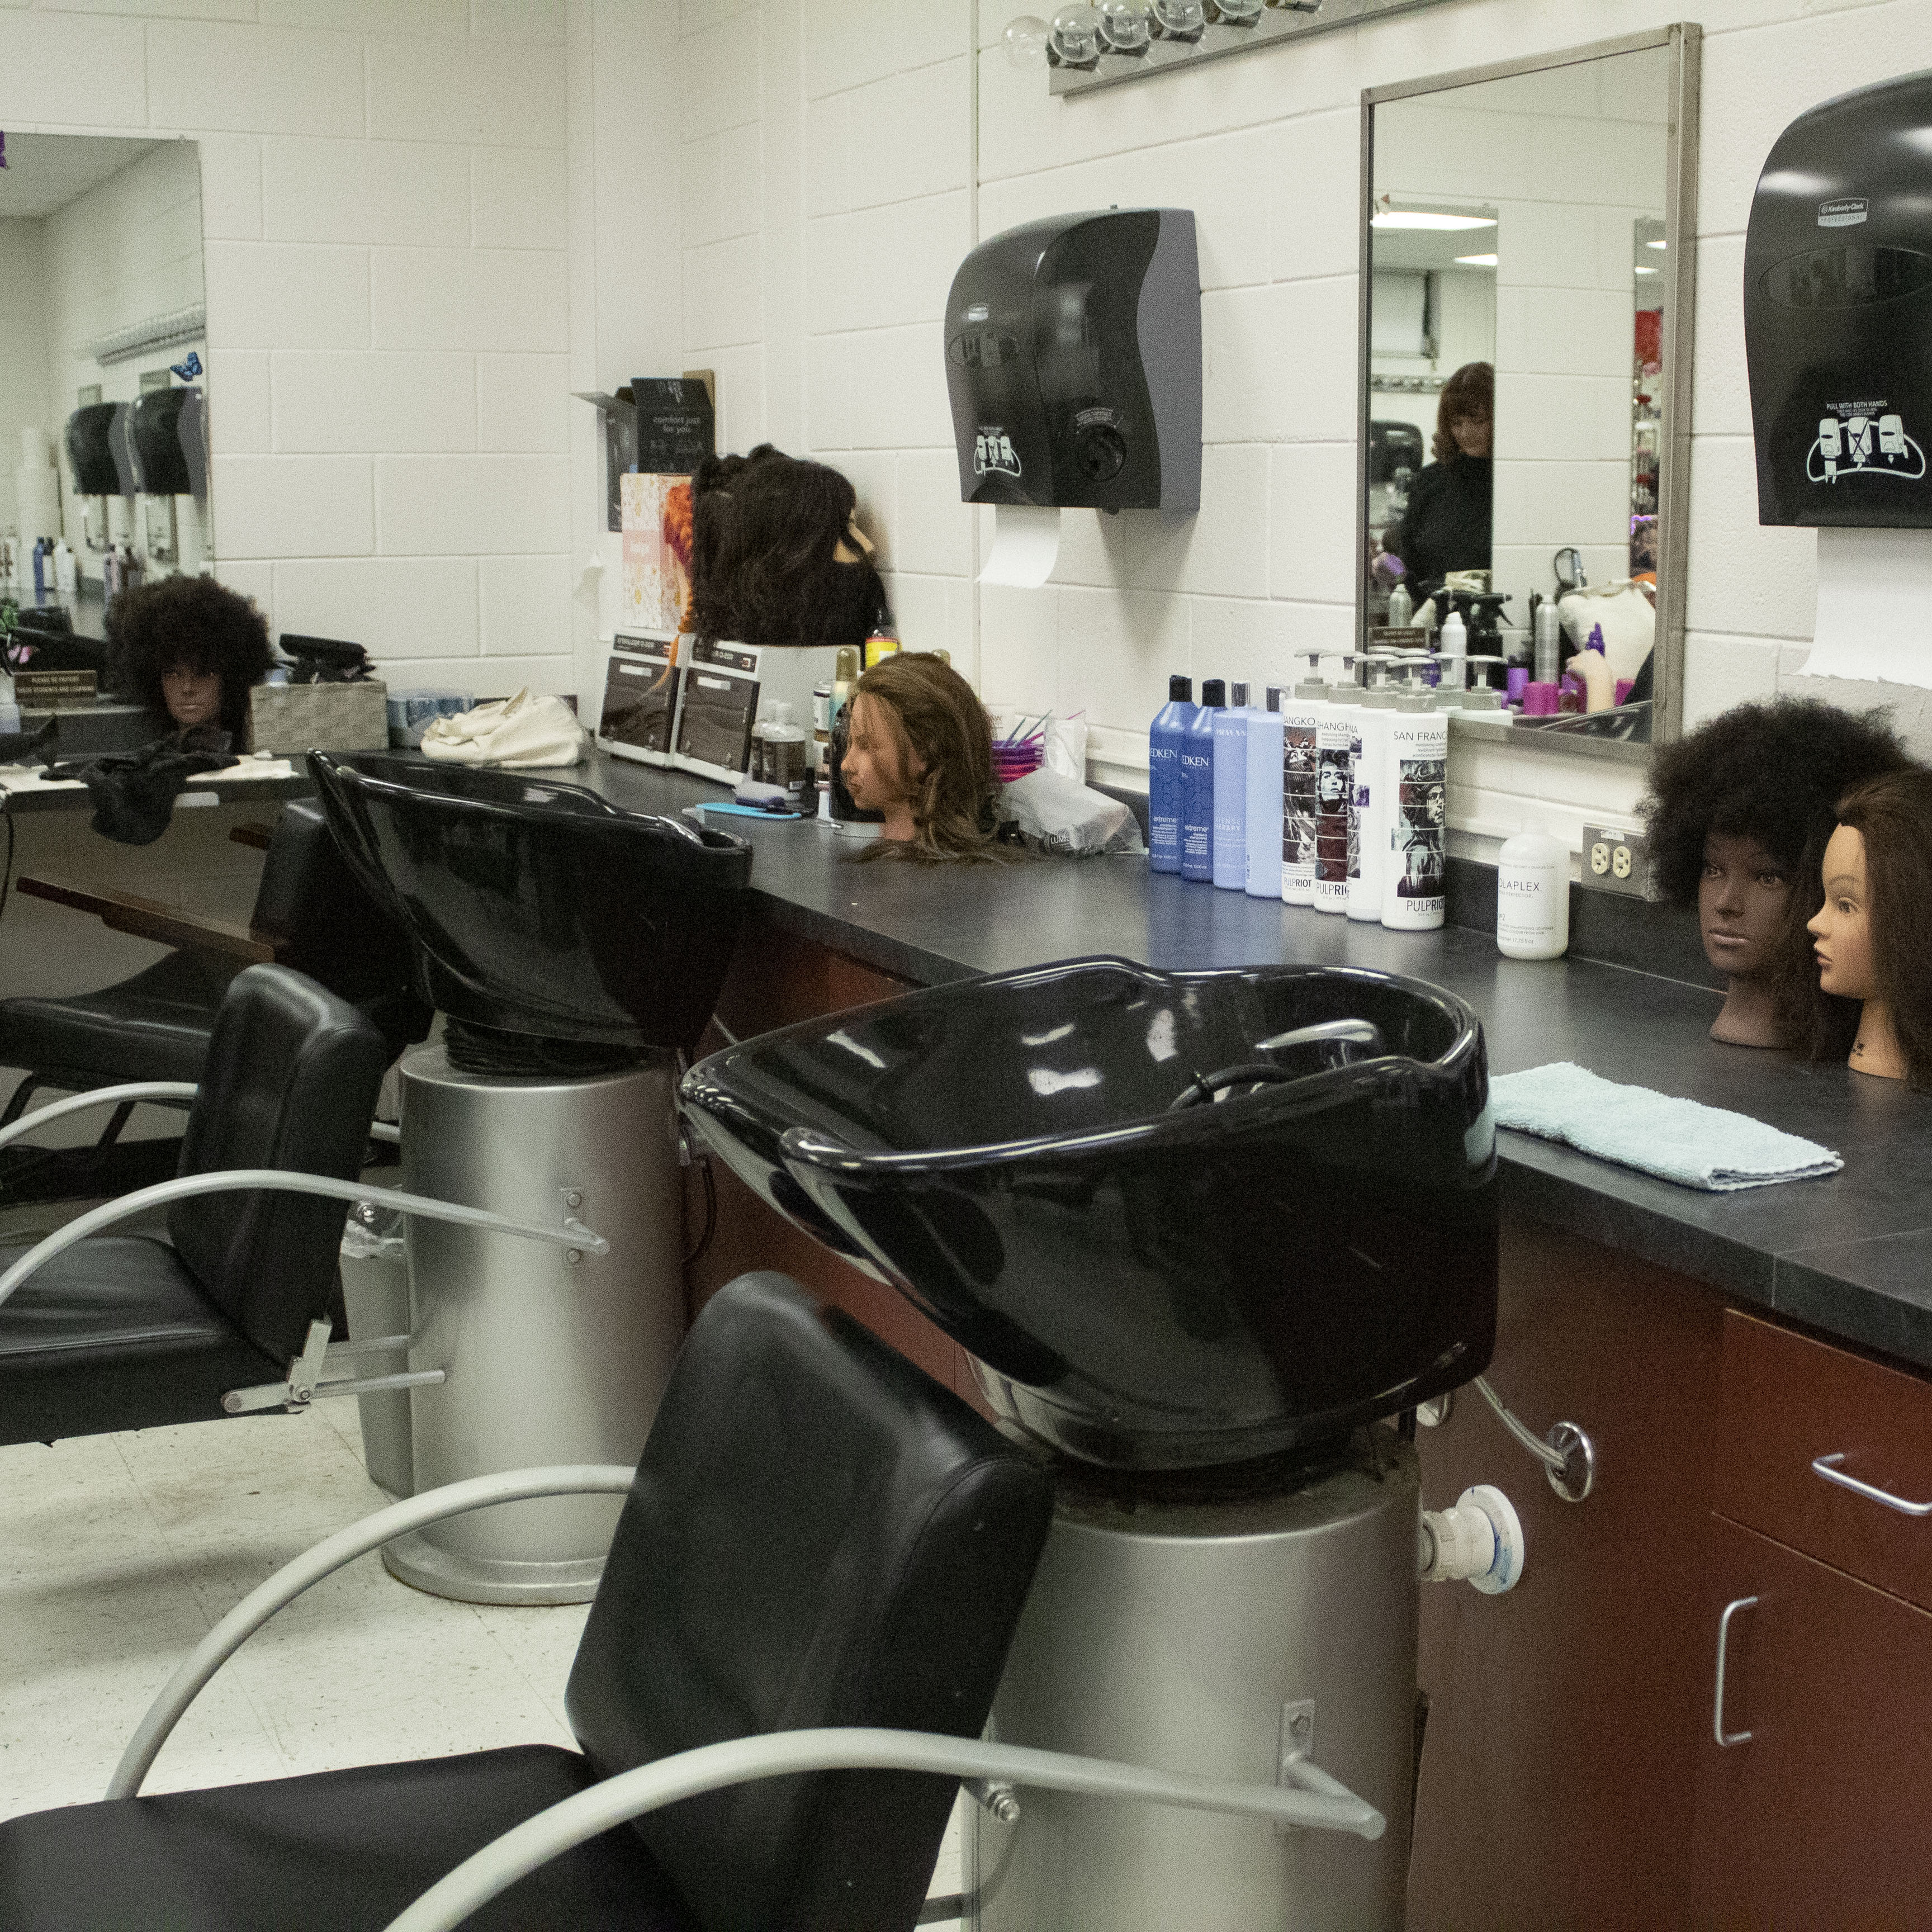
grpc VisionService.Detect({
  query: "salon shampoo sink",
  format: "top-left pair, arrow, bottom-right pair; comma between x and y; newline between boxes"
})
309,751 -> 752,1058
681,956 -> 1497,1470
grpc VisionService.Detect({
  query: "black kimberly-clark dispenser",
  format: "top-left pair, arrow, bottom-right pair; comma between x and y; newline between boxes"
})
1746,72 -> 1932,525
944,209 -> 1201,513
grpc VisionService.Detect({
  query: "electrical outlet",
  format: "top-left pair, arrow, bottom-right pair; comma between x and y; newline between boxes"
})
1582,823 -> 1649,898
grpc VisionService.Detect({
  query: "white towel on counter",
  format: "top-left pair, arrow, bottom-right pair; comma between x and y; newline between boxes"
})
420,689 -> 585,769
1489,1062 -> 1843,1192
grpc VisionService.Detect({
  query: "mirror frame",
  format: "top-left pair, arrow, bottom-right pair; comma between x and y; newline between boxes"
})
1356,22 -> 1702,761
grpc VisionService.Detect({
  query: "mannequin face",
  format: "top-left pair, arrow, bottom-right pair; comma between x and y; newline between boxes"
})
1699,832 -> 1791,981
832,512 -> 875,566
1450,410 -> 1491,459
160,664 -> 222,729
1807,823 -> 1877,1000
841,693 -> 924,830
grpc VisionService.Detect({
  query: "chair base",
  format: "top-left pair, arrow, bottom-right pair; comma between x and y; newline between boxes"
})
382,1528 -> 608,1606
395,1046 -> 688,1603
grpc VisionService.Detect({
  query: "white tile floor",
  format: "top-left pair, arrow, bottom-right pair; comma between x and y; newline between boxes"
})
0,1400 -> 965,1920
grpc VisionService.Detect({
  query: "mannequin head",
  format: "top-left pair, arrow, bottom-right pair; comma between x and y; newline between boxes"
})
1644,698 -> 1910,1052
841,652 -> 1004,863
105,574 -> 272,741
1808,769 -> 1932,1088
688,445 -> 888,651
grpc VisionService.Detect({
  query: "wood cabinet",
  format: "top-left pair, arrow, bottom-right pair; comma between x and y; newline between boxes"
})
1689,1311 -> 1932,1927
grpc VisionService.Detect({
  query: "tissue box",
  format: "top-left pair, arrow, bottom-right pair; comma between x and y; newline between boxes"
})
247,679 -> 389,755
387,689 -> 473,749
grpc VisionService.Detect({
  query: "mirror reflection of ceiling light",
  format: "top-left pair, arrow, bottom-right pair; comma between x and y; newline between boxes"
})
1646,238 -> 1668,249
1453,252 -> 1498,267
1635,264 -> 1660,274
1371,211 -> 1497,230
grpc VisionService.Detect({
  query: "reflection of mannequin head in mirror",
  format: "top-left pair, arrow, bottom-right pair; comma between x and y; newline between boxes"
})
105,574 -> 272,743
1808,769 -> 1932,1087
1645,699 -> 1910,1053
841,652 -> 1010,864
689,445 -> 888,651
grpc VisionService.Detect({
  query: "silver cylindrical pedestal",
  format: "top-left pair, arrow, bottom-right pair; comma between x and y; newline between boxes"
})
382,1045 -> 685,1605
970,1439 -> 1419,1932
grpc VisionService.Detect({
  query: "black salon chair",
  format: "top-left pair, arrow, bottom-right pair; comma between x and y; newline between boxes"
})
0,798 -> 430,1197
0,1271 -> 1057,1930
0,962 -> 391,1446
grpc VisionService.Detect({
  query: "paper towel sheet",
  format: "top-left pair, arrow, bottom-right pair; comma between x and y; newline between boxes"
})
979,505 -> 1060,588
1803,526 -> 1932,688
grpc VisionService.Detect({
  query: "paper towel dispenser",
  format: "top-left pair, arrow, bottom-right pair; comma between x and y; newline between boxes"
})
1746,71 -> 1932,526
64,402 -> 130,498
944,207 -> 1201,513
129,387 -> 198,496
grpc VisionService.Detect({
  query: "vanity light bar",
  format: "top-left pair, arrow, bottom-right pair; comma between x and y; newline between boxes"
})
83,302 -> 207,367
1371,212 -> 1497,230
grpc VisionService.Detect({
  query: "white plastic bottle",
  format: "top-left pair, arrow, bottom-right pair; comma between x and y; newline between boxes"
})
1279,654 -> 1330,907
1348,684 -> 1398,922
1497,827 -> 1571,959
1437,605 -> 1467,697
1381,690 -> 1448,930
1244,687 -> 1286,900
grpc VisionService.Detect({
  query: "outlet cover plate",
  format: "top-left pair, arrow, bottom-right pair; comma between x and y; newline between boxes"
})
1582,823 -> 1650,898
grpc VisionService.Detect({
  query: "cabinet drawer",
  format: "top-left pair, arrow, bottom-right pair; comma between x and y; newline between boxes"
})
1692,1513 -> 1932,1928
1716,1309 -> 1932,1610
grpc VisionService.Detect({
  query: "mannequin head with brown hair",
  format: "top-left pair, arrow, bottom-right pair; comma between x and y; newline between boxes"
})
1808,767 -> 1932,1088
839,652 -> 1007,863
688,445 -> 887,651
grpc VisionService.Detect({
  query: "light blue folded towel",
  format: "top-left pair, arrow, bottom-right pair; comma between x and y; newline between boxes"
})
1489,1062 -> 1843,1192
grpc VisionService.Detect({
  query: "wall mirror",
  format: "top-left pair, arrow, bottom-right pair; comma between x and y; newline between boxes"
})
0,134 -> 210,640
1358,25 -> 1700,761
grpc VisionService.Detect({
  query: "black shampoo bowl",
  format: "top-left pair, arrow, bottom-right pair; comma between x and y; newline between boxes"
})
681,956 -> 1497,1470
309,752 -> 752,1060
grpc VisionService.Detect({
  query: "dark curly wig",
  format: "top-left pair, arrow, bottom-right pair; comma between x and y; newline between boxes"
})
1643,698 -> 1913,1055
688,444 -> 888,651
105,574 -> 272,740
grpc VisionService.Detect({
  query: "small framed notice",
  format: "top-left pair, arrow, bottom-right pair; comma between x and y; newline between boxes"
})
15,668 -> 97,706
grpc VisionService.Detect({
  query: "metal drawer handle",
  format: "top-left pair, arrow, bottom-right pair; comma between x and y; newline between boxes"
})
1713,1595 -> 1756,1748
1811,1452 -> 1932,1517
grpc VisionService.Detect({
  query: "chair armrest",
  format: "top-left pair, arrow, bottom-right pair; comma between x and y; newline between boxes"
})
382,1729 -> 1388,1932
16,875 -> 276,963
0,1171 -> 609,1311
108,1465 -> 637,1801
229,822 -> 276,850
0,1081 -> 198,1155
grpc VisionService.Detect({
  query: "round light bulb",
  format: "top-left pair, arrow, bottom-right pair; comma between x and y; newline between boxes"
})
1049,2 -> 1103,64
1151,0 -> 1205,35
1097,0 -> 1153,50
1002,14 -> 1052,66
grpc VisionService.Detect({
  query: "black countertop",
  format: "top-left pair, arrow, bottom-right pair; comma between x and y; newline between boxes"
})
529,753 -> 1932,1372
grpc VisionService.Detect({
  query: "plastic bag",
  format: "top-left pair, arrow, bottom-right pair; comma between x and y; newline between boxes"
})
1043,713 -> 1087,783
420,689 -> 586,769
340,1204 -> 406,1264
1002,767 -> 1144,858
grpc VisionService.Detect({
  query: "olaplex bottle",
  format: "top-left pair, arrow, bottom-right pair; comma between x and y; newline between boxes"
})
1497,827 -> 1571,959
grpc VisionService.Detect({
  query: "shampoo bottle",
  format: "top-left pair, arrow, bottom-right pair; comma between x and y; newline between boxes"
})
1211,681 -> 1249,890
1148,674 -> 1196,874
1280,654 -> 1329,906
1313,657 -> 1358,916
1244,686 -> 1286,900
1180,679 -> 1222,883
1381,688 -> 1449,930
1497,826 -> 1571,959
1348,682 -> 1399,922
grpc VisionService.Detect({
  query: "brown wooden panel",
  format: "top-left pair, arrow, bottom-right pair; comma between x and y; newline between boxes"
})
16,874 -> 275,962
1716,1309 -> 1932,1612
1692,1513 -> 1932,1928
685,920 -> 986,1411
1408,1216 -> 1726,1931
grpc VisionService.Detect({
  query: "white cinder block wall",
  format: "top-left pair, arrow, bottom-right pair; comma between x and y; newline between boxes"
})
0,221 -> 53,541
0,0 -> 616,699
676,0 -> 1932,857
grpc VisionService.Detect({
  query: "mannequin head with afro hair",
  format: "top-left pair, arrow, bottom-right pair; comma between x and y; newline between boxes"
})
105,574 -> 272,742
1643,698 -> 1913,1055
